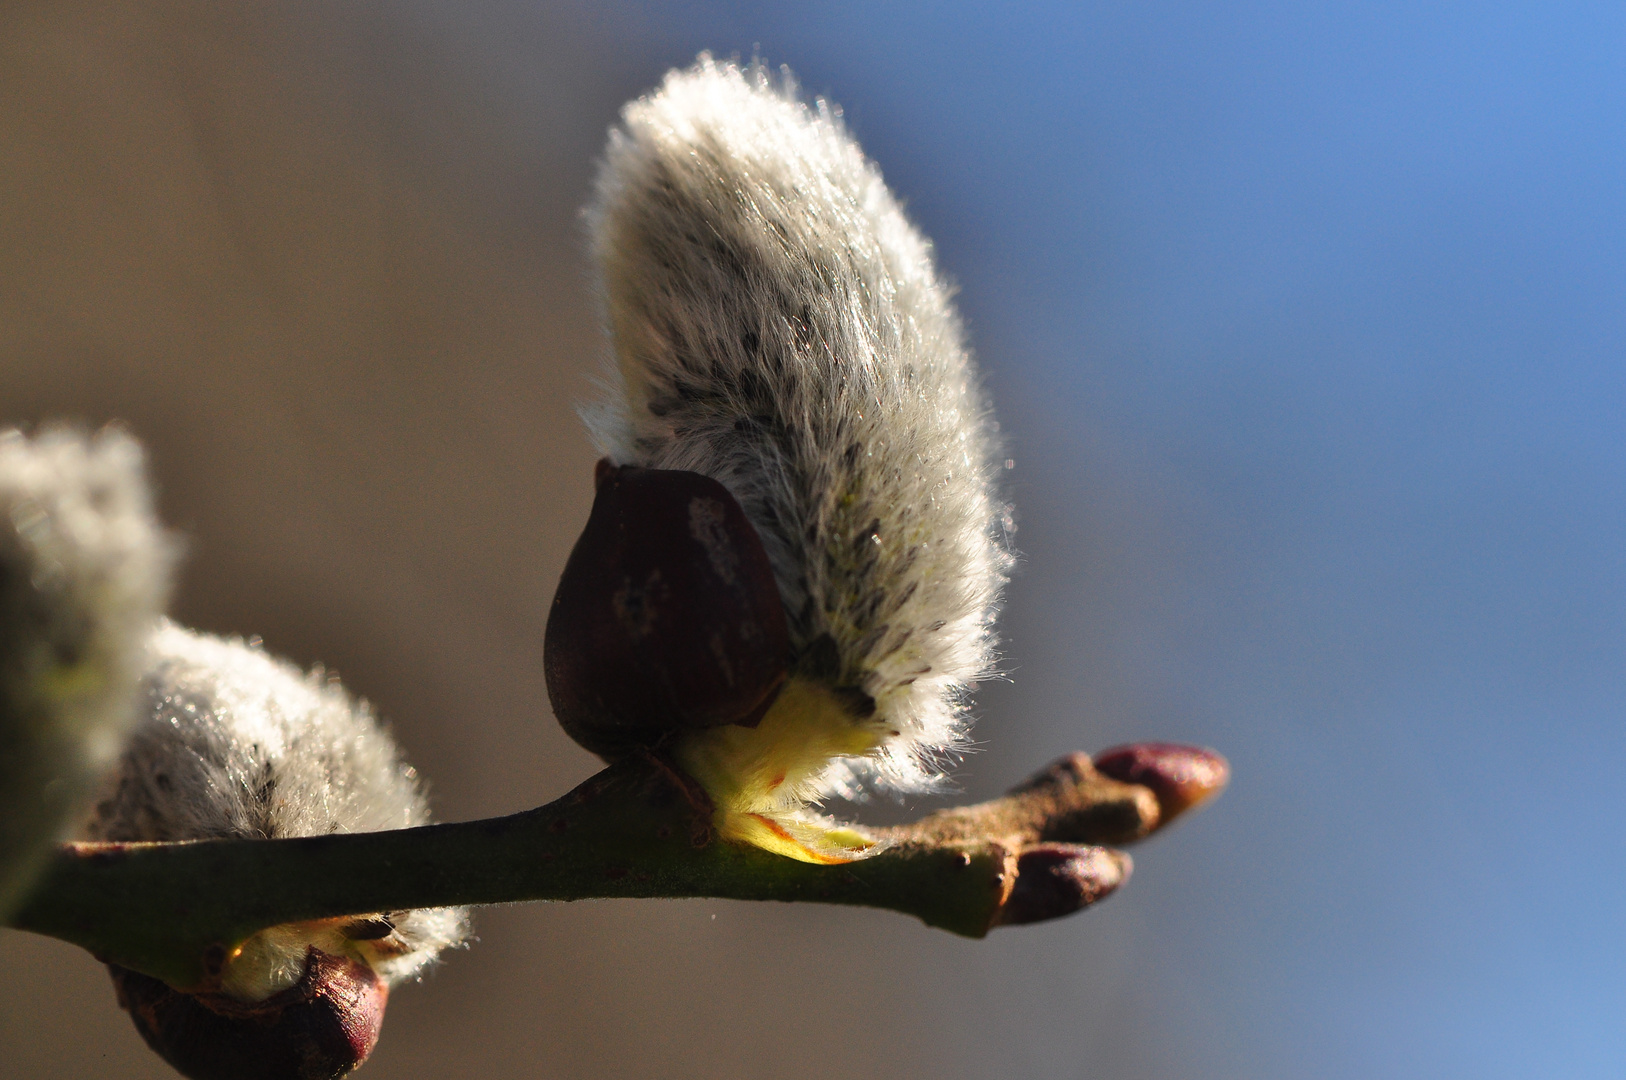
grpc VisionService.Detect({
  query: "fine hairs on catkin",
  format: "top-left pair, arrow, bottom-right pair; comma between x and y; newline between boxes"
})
587,55 -> 1012,802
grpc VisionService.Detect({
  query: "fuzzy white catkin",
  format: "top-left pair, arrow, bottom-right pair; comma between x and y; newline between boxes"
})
0,426 -> 175,919
84,621 -> 467,995
588,56 -> 1011,800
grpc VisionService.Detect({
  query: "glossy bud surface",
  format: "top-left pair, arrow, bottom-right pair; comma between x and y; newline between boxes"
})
1093,742 -> 1230,826
110,948 -> 386,1080
996,844 -> 1131,926
545,462 -> 790,760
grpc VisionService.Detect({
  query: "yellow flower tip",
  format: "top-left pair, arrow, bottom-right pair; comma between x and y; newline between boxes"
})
674,677 -> 891,863
215,912 -> 455,1003
718,812 -> 883,865
218,920 -> 360,1002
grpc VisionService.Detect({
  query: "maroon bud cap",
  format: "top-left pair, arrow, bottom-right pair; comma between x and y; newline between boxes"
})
545,462 -> 791,760
1093,743 -> 1229,826
995,844 -> 1131,927
109,948 -> 386,1080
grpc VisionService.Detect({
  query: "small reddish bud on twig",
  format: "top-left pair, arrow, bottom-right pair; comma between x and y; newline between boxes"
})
1092,743 -> 1229,827
995,844 -> 1131,927
109,948 -> 386,1080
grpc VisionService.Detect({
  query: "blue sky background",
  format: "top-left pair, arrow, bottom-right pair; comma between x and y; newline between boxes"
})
507,3 -> 1626,1076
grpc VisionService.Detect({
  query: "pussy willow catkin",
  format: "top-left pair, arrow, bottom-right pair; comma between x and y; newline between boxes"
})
86,621 -> 467,1000
585,57 -> 1011,861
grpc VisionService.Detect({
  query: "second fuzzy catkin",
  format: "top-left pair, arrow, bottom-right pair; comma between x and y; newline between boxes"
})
86,620 -> 466,999
586,57 -> 1010,858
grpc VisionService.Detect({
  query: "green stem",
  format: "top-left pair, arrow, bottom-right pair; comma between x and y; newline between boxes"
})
6,752 -> 1162,990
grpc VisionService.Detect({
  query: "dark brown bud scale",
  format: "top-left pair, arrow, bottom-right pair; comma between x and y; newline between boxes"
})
545,462 -> 791,760
996,844 -> 1130,927
1092,743 -> 1229,826
109,947 -> 386,1080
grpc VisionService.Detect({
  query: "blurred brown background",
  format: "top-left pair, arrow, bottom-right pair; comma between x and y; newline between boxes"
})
0,4 -> 1170,1077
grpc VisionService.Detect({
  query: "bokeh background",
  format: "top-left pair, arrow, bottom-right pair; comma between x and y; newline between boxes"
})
3,2 -> 1623,1077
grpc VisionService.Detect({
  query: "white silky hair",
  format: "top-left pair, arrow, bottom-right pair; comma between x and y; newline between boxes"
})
85,620 -> 466,988
587,56 -> 1011,797
0,426 -> 174,918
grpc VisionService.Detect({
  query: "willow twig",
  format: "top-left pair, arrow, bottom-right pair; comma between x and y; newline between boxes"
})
6,748 -> 1221,991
